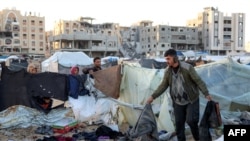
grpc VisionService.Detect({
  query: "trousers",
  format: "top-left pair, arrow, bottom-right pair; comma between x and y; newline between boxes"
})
173,99 -> 200,141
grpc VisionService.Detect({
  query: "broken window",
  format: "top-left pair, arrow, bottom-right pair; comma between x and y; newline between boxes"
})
31,34 -> 35,39
39,35 -> 43,40
40,42 -> 43,47
13,25 -> 19,31
39,21 -> 43,26
32,41 -> 35,46
5,39 -> 12,45
31,20 -> 35,25
14,39 -> 20,44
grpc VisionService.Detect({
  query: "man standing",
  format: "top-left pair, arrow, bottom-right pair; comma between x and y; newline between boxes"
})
146,49 -> 212,141
88,57 -> 102,78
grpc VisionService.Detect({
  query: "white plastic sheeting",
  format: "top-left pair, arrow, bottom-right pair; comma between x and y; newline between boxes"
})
0,95 -> 119,128
68,95 -> 119,124
118,65 -> 175,132
0,105 -> 73,129
182,50 -> 196,57
195,57 -> 250,111
41,52 -> 92,72
1,55 -> 19,61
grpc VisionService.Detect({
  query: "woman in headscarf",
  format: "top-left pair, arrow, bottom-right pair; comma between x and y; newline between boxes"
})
68,66 -> 89,99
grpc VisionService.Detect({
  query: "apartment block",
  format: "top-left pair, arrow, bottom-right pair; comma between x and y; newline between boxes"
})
246,42 -> 250,52
187,7 -> 245,55
0,8 -> 46,55
127,21 -> 198,57
49,17 -> 122,57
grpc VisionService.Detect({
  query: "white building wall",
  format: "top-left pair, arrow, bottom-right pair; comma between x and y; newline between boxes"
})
232,13 -> 245,51
187,7 -> 246,55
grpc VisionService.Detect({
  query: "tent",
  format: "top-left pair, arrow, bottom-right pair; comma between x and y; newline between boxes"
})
0,55 -> 19,62
139,58 -> 167,69
0,63 -> 119,128
195,57 -> 250,111
0,64 -> 69,114
41,52 -> 93,74
117,57 -> 250,133
1,55 -> 250,140
182,50 -> 196,57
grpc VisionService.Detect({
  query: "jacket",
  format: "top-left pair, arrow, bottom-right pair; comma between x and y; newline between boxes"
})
151,61 -> 209,103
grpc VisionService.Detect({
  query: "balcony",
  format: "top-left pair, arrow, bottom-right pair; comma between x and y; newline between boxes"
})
91,46 -> 106,51
170,39 -> 187,44
106,47 -> 118,51
89,46 -> 117,51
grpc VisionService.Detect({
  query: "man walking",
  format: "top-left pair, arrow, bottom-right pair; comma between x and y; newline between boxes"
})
146,49 -> 212,141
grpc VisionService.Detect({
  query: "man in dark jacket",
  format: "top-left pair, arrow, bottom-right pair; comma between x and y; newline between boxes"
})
146,49 -> 212,141
87,57 -> 102,78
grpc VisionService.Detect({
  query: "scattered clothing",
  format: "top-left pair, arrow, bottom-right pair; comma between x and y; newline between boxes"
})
35,125 -> 53,136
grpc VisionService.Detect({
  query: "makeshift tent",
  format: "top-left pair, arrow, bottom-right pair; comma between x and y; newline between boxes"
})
0,55 -> 19,62
1,55 -> 250,136
117,57 -> 250,133
41,52 -> 93,74
92,65 -> 122,99
101,56 -> 119,64
8,58 -> 28,71
0,55 -> 27,71
139,58 -> 167,69
0,64 -> 68,113
182,50 -> 196,57
118,64 -> 175,132
0,66 -> 119,127
195,57 -> 250,111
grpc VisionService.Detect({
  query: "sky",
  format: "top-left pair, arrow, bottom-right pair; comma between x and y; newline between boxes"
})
0,0 -> 249,43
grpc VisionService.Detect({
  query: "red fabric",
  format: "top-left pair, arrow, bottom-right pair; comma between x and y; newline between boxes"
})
70,66 -> 79,75
55,136 -> 75,141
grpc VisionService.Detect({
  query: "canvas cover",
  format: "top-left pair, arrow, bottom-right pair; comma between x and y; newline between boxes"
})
41,52 -> 92,73
118,64 -> 175,132
93,65 -> 122,99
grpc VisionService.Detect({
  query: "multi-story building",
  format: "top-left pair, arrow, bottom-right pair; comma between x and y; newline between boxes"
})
246,42 -> 250,52
45,30 -> 53,57
187,7 -> 246,55
0,8 -> 46,55
128,20 -> 198,57
49,17 -> 122,57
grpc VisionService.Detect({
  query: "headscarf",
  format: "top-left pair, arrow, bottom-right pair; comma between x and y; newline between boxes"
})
70,66 -> 79,75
